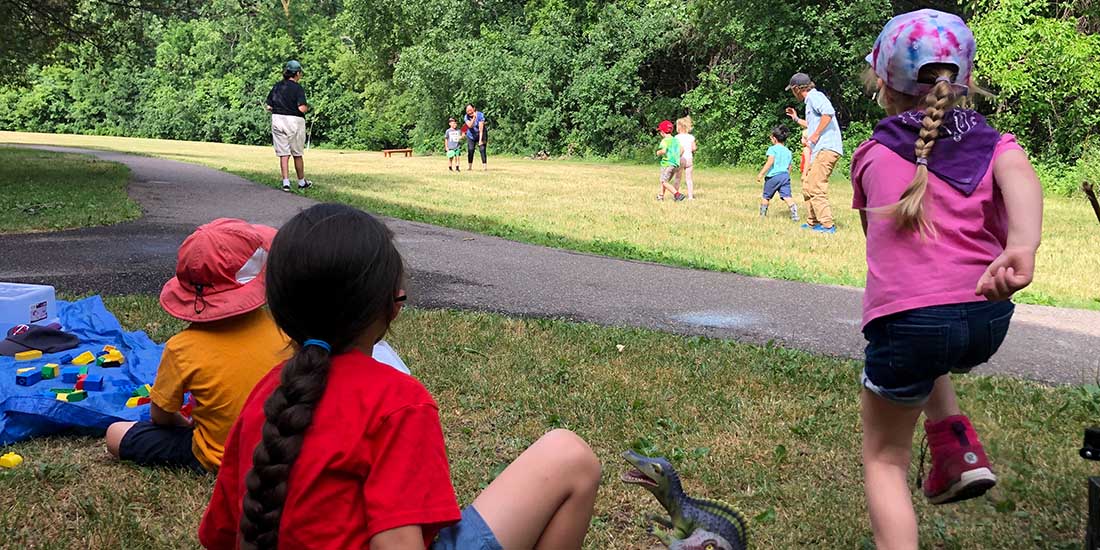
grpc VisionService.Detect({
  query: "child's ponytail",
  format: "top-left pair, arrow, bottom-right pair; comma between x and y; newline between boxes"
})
238,204 -> 404,550
890,68 -> 958,234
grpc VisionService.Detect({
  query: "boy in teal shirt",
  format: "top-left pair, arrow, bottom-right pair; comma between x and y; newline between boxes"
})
756,125 -> 799,221
656,120 -> 685,201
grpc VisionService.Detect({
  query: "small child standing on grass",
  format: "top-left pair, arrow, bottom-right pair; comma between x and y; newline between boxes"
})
675,116 -> 698,200
656,120 -> 685,201
105,219 -> 288,473
200,203 -> 601,550
444,118 -> 463,172
853,10 -> 1043,549
757,125 -> 799,221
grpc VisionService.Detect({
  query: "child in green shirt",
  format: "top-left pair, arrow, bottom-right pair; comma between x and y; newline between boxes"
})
656,120 -> 685,201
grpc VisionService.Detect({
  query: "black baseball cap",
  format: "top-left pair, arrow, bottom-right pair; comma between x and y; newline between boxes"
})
0,323 -> 79,356
785,73 -> 812,91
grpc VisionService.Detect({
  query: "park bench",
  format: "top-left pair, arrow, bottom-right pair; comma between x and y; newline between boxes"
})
382,148 -> 413,158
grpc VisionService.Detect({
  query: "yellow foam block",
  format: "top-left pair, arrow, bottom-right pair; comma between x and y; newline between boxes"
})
0,452 -> 23,469
72,351 -> 96,365
15,350 -> 42,361
16,367 -> 36,374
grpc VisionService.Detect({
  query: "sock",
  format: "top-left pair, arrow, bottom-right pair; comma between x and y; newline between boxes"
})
789,204 -> 798,219
282,178 -> 290,187
298,179 -> 306,186
760,204 -> 768,217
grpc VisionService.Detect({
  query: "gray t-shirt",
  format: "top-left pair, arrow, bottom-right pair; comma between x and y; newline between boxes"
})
804,89 -> 843,159
445,129 -> 463,150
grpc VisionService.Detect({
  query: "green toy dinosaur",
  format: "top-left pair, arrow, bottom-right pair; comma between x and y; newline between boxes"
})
622,450 -> 748,550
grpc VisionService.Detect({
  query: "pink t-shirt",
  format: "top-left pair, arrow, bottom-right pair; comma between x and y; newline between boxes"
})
851,133 -> 1022,328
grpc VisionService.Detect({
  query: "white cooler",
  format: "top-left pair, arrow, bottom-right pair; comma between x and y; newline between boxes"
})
0,282 -> 59,335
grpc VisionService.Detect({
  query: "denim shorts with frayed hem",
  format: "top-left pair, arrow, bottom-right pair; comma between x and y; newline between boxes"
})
862,300 -> 1015,406
432,505 -> 502,550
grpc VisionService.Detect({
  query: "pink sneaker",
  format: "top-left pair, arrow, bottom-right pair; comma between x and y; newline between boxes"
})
920,415 -> 996,504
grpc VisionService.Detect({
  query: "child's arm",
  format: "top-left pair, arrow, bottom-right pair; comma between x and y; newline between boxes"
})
758,156 -> 775,181
976,148 -> 1043,300
370,526 -> 424,550
150,402 -> 193,427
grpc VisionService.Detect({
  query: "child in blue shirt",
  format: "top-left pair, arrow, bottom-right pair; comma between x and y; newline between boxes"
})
756,125 -> 799,221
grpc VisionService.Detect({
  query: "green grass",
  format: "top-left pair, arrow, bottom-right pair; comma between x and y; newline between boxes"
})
1,296 -> 1095,548
2,132 -> 1098,310
0,146 -> 141,233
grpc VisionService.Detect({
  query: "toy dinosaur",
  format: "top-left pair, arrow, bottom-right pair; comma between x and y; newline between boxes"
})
622,450 -> 748,550
668,529 -> 735,550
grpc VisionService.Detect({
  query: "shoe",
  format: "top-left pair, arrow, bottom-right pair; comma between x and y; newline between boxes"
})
919,415 -> 997,505
282,182 -> 291,193
656,194 -> 664,201
449,166 -> 453,171
812,225 -> 836,234
673,193 -> 686,202
800,223 -> 818,230
298,180 -> 313,190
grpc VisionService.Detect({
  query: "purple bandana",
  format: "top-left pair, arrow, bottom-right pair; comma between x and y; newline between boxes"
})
870,109 -> 1001,196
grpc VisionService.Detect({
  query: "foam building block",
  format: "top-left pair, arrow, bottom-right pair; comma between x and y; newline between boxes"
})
57,390 -> 87,402
102,345 -> 117,353
83,374 -> 104,392
14,350 -> 42,361
126,396 -> 151,408
16,370 -> 42,386
97,350 -> 125,367
0,452 -> 23,469
78,366 -> 89,375
56,353 -> 74,364
16,367 -> 36,374
134,384 -> 152,398
74,374 -> 87,391
61,367 -> 81,383
72,351 -> 95,366
41,364 -> 59,379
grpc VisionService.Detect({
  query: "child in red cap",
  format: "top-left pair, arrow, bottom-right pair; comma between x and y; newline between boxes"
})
656,120 -> 685,201
105,218 -> 290,472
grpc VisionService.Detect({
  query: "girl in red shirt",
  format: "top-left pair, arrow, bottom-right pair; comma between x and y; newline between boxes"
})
199,203 -> 601,550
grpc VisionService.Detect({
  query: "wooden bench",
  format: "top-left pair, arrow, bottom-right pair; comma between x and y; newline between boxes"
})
382,148 -> 413,158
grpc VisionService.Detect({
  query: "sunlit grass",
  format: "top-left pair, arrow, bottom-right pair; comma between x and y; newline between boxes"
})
3,132 -> 1097,310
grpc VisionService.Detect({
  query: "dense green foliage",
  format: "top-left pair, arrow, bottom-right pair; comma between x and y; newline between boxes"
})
1,0 -> 1097,192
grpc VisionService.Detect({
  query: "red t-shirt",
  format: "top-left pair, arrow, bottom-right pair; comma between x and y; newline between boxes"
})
199,350 -> 461,549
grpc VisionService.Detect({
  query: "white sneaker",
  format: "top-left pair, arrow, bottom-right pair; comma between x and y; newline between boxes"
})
298,180 -> 313,190
282,182 -> 292,192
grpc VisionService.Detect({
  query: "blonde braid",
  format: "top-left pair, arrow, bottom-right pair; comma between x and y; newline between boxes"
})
893,72 -> 955,234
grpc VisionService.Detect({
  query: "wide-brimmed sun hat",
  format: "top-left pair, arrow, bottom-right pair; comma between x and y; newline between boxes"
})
866,9 -> 975,97
160,218 -> 277,323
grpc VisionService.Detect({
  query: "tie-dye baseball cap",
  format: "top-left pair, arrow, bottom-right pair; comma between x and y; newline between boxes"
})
866,9 -> 976,97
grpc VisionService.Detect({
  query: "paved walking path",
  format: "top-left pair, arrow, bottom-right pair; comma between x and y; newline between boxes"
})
2,145 -> 1097,385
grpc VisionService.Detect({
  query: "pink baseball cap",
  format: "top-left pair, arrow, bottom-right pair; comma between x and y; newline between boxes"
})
160,218 -> 277,322
866,9 -> 976,97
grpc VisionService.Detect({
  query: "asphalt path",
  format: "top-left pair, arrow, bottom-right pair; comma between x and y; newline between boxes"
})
2,145 -> 1097,386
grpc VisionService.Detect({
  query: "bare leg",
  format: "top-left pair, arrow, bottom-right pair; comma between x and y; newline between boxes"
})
472,429 -> 601,550
923,375 -> 962,422
685,165 -> 694,199
674,166 -> 683,193
293,156 -> 305,180
105,421 -> 137,459
862,389 -> 922,550
781,197 -> 798,208
279,156 -> 290,180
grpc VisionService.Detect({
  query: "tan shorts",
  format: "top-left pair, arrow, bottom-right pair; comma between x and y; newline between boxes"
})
660,165 -> 678,184
272,114 -> 306,157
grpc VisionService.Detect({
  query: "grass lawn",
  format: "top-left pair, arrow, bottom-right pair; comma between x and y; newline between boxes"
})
2,132 -> 1097,311
1,295 -> 1095,548
0,146 -> 140,233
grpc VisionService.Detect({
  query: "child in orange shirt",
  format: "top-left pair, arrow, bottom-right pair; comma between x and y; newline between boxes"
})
200,204 -> 601,550
105,219 -> 289,472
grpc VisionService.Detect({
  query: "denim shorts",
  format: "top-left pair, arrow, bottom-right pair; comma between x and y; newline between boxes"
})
432,506 -> 502,550
862,301 -> 1015,405
119,421 -> 206,473
762,172 -> 792,199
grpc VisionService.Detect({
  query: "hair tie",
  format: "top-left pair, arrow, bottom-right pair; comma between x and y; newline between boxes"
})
302,339 -> 331,353
915,158 -> 929,166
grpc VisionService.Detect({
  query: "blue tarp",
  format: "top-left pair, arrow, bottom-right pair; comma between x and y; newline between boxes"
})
0,296 -> 163,444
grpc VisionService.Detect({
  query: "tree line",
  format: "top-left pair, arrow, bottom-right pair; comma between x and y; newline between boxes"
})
2,0 -> 1097,194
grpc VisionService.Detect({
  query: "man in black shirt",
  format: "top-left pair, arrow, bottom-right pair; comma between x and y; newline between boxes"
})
265,60 -> 312,192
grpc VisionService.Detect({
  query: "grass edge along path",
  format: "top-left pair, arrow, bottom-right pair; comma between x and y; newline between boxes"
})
0,146 -> 140,234
0,133 -> 1097,311
0,295 -> 1095,549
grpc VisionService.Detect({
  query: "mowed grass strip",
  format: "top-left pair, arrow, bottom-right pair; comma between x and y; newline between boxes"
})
0,296 -> 1093,548
0,146 -> 140,233
2,133 -> 1097,310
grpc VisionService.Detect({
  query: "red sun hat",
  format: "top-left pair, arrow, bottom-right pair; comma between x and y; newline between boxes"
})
658,120 -> 674,134
160,218 -> 278,323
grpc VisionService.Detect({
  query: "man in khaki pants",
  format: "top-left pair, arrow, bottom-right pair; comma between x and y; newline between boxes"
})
265,60 -> 312,192
784,73 -> 843,233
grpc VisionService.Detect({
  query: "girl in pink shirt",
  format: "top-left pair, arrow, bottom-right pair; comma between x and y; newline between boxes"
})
853,10 -> 1043,549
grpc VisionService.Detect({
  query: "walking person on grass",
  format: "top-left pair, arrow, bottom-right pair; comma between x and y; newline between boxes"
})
852,10 -> 1043,549
265,60 -> 312,192
464,104 -> 488,171
655,120 -> 685,202
785,72 -> 842,233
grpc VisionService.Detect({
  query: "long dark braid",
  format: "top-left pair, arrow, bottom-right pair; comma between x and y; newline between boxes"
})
239,203 -> 404,549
